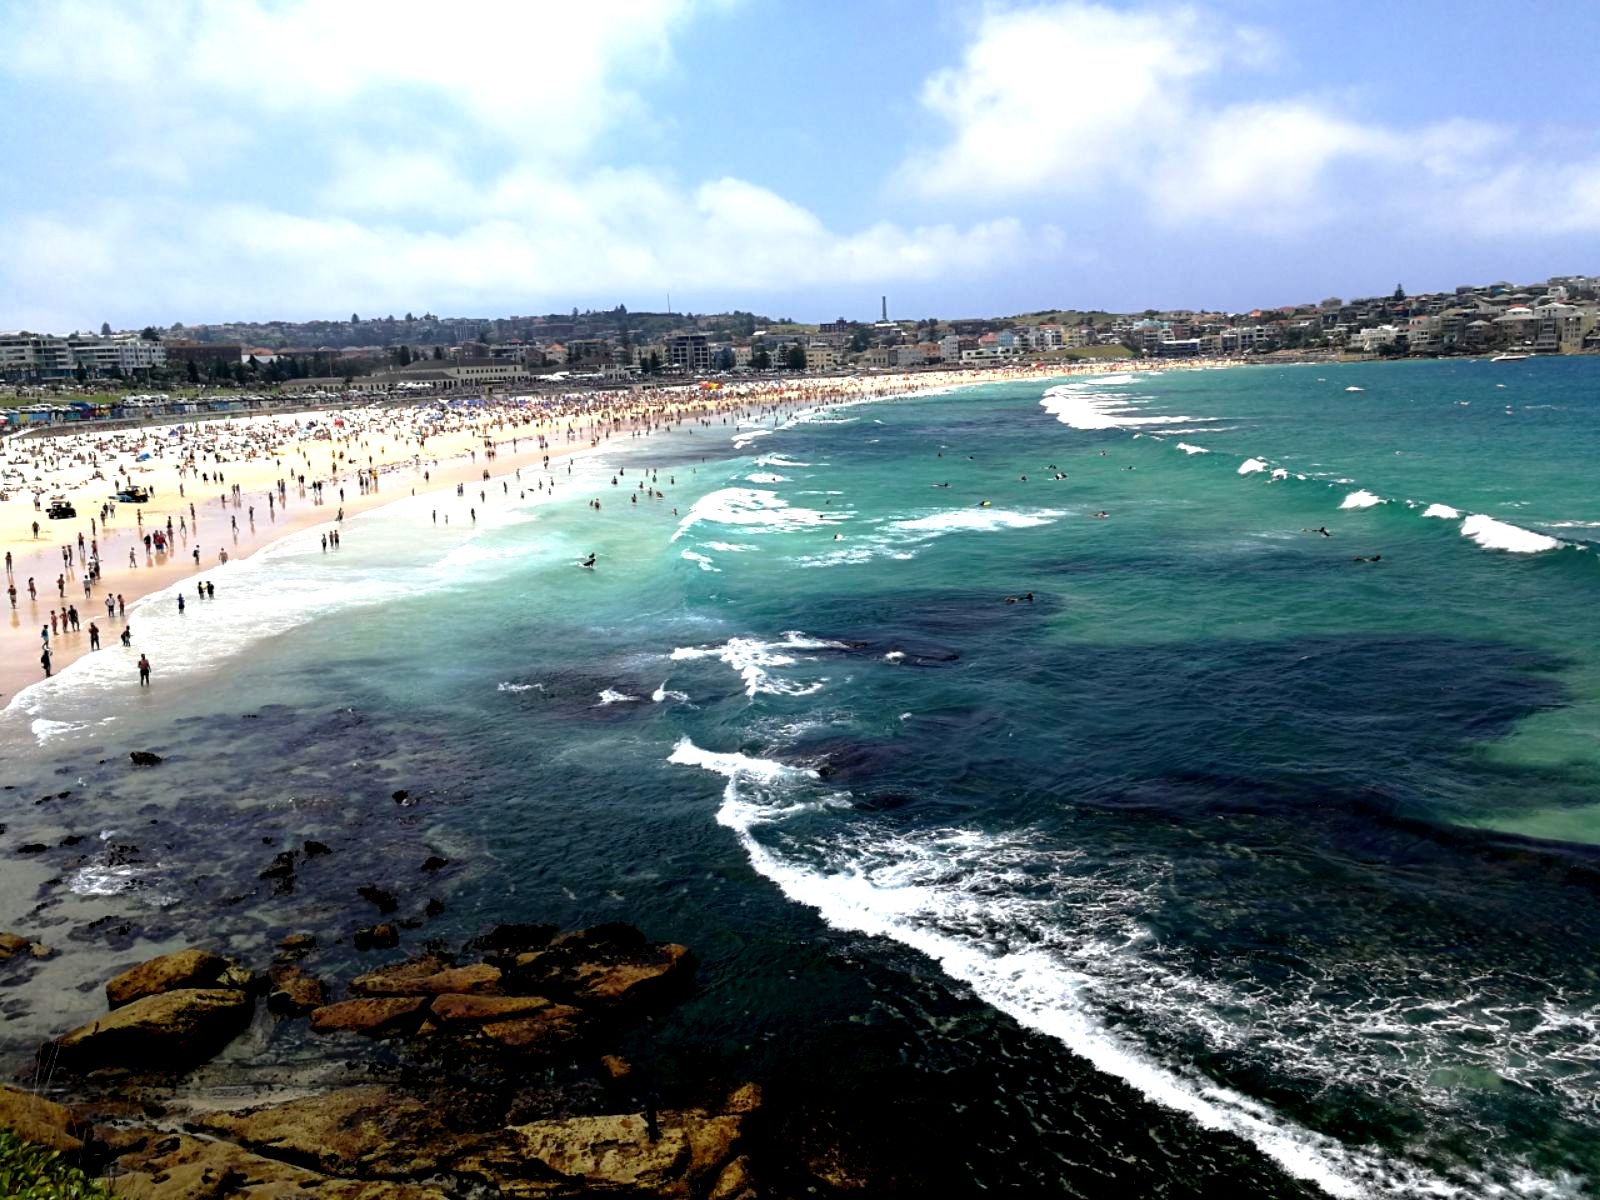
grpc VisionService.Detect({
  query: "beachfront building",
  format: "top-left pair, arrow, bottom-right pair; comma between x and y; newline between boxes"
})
66,334 -> 168,375
805,344 -> 839,370
0,332 -> 75,381
666,333 -> 713,374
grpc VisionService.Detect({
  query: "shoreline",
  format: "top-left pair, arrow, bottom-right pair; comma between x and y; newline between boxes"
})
2,362 -> 1170,706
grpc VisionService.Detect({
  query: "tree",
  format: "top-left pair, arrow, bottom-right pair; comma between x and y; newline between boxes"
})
140,326 -> 161,342
715,347 -> 735,371
848,327 -> 870,353
405,312 -> 414,322
432,345 -> 444,360
1392,284 -> 1406,302
752,349 -> 772,371
100,321 -> 112,336
646,349 -> 662,375
351,313 -> 360,324
186,358 -> 201,384
785,344 -> 806,371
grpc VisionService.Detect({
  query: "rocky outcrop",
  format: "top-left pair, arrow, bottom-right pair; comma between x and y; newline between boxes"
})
309,997 -> 429,1038
351,960 -> 501,998
0,930 -> 52,961
267,964 -> 328,1016
190,1084 -> 761,1199
56,988 -> 254,1070
0,1082 -> 85,1153
509,926 -> 695,1011
128,750 -> 163,766
105,948 -> 252,1008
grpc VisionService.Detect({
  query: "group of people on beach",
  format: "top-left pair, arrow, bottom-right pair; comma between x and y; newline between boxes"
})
2,362 -> 1144,693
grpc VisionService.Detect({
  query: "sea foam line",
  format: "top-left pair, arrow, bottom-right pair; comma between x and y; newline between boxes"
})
665,737 -> 1506,1200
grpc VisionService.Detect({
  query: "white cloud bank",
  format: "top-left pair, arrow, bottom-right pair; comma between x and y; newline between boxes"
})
0,0 -> 1039,325
900,2 -> 1600,233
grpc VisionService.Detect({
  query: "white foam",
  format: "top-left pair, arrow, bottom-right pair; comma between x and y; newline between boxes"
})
1270,468 -> 1289,481
1176,443 -> 1210,455
1238,458 -> 1269,476
670,631 -> 846,698
1422,504 -> 1461,520
496,681 -> 543,693
666,745 -> 1399,1199
680,549 -> 720,573
651,681 -> 689,704
1339,489 -> 1385,510
1460,514 -> 1562,554
671,487 -> 847,542
746,472 -> 790,484
1039,384 -> 1213,432
596,688 -> 640,705
884,651 -> 906,663
892,508 -> 1064,535
1345,386 -> 1364,392
731,428 -> 773,449
754,453 -> 811,469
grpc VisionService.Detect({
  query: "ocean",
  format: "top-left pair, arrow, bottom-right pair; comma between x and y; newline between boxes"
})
4,357 -> 1599,1197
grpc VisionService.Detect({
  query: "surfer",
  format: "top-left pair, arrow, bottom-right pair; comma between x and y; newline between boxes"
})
580,553 -> 596,569
1303,526 -> 1331,537
1353,554 -> 1382,563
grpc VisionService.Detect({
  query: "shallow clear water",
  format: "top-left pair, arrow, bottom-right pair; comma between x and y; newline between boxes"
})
5,359 -> 1600,1198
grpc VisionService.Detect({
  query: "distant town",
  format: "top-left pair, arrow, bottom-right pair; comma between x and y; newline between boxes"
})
3,274 -> 1597,409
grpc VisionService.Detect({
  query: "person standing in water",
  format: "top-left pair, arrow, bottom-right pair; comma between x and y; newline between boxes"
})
137,654 -> 151,687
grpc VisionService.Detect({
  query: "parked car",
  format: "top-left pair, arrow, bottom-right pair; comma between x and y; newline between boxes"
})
46,498 -> 76,519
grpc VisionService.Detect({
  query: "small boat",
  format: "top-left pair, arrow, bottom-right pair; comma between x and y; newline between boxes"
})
1490,352 -> 1530,362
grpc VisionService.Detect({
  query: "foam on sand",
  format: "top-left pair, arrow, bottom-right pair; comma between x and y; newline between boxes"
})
1339,489 -> 1385,510
1460,514 -> 1562,554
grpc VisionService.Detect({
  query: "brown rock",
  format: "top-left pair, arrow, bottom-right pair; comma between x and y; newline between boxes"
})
351,958 -> 500,997
0,931 -> 30,957
0,1082 -> 84,1152
309,997 -> 428,1037
105,948 -> 251,1009
481,1107 -> 744,1198
600,1054 -> 632,1081
278,932 -> 317,955
105,1127 -> 451,1199
56,987 -> 254,1070
267,964 -> 328,1017
347,953 -> 450,994
709,1153 -> 757,1200
194,1086 -> 475,1180
429,993 -> 557,1024
512,936 -> 695,1011
478,1005 -> 587,1052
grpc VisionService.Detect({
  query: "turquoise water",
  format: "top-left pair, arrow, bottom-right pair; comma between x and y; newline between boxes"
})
4,358 -> 1600,1197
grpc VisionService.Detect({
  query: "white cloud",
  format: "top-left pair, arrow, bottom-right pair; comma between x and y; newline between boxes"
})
7,0 -> 700,156
0,177 -> 1032,327
900,1 -> 1600,236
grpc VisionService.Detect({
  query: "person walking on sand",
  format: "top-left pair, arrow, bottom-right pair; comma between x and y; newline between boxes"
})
41,647 -> 51,678
138,654 -> 151,687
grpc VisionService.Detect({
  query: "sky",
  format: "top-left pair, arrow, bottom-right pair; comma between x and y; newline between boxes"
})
2,0 -> 1599,331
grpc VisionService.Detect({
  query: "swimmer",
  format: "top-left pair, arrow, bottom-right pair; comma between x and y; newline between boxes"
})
1353,554 -> 1382,563
1302,526 -> 1332,537
1094,511 -> 1108,519
833,533 -> 843,541
579,553 -> 596,569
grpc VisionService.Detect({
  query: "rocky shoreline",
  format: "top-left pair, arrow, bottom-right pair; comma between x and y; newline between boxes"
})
2,920 -> 885,1198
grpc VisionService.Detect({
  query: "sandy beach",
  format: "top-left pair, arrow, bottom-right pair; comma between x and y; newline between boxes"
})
0,362 -> 1161,701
